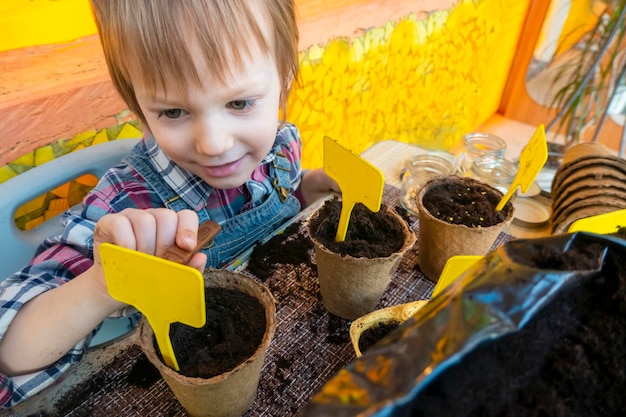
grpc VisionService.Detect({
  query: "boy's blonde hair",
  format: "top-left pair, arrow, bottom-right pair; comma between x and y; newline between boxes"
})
90,0 -> 298,125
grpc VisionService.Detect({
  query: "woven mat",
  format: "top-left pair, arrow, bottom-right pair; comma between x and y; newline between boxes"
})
14,185 -> 511,417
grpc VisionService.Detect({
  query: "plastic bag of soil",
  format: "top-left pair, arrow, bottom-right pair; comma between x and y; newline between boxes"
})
299,232 -> 626,417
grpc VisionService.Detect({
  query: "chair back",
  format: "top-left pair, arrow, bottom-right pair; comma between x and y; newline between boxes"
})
0,138 -> 140,347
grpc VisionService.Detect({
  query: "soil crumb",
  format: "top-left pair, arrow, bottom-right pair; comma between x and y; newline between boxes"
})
358,321 -> 400,354
126,353 -> 161,388
248,221 -> 314,281
326,314 -> 351,345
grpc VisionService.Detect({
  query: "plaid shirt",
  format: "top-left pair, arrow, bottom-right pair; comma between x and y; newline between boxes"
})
0,123 -> 304,407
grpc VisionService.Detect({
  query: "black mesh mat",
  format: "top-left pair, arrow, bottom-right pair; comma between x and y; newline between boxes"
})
15,185 -> 512,417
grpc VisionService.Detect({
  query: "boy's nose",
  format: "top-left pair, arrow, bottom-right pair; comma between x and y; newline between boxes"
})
194,116 -> 234,157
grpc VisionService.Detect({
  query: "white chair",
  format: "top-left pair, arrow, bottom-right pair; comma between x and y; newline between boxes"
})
0,138 -> 140,347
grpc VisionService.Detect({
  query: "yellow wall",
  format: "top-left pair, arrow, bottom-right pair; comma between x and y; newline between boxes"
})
0,0 -> 96,52
288,0 -> 532,168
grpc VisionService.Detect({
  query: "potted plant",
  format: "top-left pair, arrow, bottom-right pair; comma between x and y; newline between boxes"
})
547,0 -> 626,156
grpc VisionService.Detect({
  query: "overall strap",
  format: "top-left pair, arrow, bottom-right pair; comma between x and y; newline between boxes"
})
270,149 -> 292,203
124,151 -> 209,221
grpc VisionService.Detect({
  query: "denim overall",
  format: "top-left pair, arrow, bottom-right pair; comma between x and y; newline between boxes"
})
125,146 -> 301,268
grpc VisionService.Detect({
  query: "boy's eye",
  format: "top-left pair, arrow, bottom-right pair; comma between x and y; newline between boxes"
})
158,109 -> 186,119
228,99 -> 254,111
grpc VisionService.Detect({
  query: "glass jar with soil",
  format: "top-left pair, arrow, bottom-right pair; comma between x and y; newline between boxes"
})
307,198 -> 416,320
138,269 -> 276,417
416,175 -> 514,282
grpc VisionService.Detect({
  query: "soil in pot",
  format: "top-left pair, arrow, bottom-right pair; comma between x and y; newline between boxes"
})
421,179 -> 512,228
358,321 -> 400,354
165,286 -> 266,378
403,242 -> 626,417
416,176 -> 514,282
308,198 -> 406,258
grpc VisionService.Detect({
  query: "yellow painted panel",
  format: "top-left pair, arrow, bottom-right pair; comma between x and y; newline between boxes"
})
0,165 -> 17,183
75,174 -> 98,187
48,198 -> 69,212
92,129 -> 110,145
15,194 -> 46,218
51,183 -> 71,199
44,210 -> 66,221
288,0 -> 532,168
115,123 -> 143,140
24,216 -> 45,230
0,0 -> 97,52
34,145 -> 54,167
11,152 -> 34,167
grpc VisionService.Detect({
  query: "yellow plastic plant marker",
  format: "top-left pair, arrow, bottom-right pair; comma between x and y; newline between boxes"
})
100,221 -> 220,370
568,208 -> 626,234
496,125 -> 548,211
433,255 -> 482,297
323,136 -> 384,241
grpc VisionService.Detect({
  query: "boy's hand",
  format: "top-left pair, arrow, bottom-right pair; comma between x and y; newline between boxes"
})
300,168 -> 340,206
91,208 -> 207,298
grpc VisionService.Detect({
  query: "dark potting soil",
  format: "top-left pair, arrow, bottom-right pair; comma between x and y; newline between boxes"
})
308,198 -> 406,258
326,314 -> 352,345
126,352 -> 161,388
511,242 -> 604,271
402,243 -> 626,417
168,287 -> 266,379
358,321 -> 400,354
248,221 -> 314,281
422,179 -> 512,228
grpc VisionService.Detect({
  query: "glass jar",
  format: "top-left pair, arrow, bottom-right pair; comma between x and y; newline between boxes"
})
400,154 -> 454,215
457,132 -> 507,174
469,155 -> 517,194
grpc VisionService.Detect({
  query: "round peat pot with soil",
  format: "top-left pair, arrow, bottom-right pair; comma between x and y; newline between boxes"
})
416,175 -> 514,282
138,269 -> 276,417
307,198 -> 416,320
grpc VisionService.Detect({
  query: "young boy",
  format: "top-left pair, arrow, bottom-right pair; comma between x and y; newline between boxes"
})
0,0 -> 338,406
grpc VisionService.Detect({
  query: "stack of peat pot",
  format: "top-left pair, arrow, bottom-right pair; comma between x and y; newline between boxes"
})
551,142 -> 626,233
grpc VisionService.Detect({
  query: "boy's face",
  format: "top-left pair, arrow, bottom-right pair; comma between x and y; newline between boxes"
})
134,45 -> 282,190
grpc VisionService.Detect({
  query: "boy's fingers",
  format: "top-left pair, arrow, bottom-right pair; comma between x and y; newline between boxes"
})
174,210 -> 201,250
94,213 -> 137,250
187,253 -> 208,271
